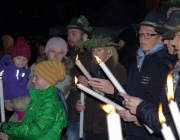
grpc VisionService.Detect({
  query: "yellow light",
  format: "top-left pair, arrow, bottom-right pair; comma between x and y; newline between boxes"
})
102,104 -> 115,114
94,56 -> 102,63
75,76 -> 78,84
167,73 -> 174,101
76,55 -> 78,61
158,103 -> 166,124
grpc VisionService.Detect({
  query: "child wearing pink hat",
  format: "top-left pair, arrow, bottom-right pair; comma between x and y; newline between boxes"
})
2,39 -> 31,122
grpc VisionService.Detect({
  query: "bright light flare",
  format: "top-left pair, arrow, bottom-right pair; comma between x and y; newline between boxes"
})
102,104 -> 115,114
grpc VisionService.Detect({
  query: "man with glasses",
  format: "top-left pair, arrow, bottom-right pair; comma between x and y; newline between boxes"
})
117,12 -> 171,140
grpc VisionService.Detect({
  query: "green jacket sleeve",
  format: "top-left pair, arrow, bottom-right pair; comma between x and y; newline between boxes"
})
1,102 -> 66,139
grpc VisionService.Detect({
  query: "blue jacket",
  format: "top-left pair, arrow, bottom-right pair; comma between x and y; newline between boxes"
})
2,64 -> 30,100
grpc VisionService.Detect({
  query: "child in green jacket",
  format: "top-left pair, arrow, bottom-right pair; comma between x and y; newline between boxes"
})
0,60 -> 67,140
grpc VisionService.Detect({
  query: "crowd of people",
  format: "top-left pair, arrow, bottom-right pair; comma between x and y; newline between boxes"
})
0,3 -> 180,140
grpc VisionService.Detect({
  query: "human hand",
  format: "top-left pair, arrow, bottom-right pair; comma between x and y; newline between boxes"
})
0,132 -> 9,140
4,100 -> 13,111
119,93 -> 143,115
4,100 -> 11,104
117,110 -> 137,122
75,100 -> 85,112
134,121 -> 143,127
88,78 -> 114,94
78,76 -> 89,87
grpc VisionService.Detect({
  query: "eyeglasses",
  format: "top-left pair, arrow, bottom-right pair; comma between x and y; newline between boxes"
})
137,33 -> 160,39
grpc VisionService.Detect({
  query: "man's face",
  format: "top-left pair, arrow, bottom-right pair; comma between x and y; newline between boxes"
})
172,32 -> 180,59
164,39 -> 174,55
67,29 -> 84,47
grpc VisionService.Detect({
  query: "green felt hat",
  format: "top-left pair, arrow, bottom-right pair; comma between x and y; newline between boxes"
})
67,16 -> 92,38
162,19 -> 180,39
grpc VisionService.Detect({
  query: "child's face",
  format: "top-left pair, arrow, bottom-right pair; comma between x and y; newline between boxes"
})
13,56 -> 28,68
47,46 -> 65,61
32,72 -> 50,89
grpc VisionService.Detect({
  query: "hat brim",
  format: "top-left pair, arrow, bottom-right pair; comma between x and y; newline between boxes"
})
162,30 -> 176,39
131,24 -> 164,34
155,28 -> 170,34
67,26 -> 92,39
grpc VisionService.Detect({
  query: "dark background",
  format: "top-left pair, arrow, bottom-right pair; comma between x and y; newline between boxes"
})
0,0 -> 168,39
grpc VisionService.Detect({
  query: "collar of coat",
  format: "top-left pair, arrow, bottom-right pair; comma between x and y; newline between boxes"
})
29,86 -> 56,100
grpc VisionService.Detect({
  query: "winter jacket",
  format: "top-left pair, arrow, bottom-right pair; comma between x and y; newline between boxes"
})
9,87 -> 68,122
0,55 -> 13,73
2,64 -> 30,100
136,63 -> 180,140
66,48 -> 92,122
79,57 -> 127,134
56,56 -> 74,99
107,47 -> 171,140
122,47 -> 171,140
1,86 -> 67,140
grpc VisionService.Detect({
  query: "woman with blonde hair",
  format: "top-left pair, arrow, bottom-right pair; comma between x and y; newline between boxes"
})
75,35 -> 127,140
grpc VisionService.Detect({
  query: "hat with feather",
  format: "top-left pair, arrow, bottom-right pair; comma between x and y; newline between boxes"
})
67,15 -> 92,38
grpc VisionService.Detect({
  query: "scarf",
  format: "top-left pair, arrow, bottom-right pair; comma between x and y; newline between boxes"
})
136,42 -> 165,72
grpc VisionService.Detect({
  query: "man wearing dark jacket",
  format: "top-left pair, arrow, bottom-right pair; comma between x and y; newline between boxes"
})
65,15 -> 92,140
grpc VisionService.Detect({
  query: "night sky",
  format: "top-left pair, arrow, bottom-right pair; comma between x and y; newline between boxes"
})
0,0 -> 147,39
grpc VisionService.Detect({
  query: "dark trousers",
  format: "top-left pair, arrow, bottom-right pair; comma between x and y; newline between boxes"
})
86,132 -> 108,140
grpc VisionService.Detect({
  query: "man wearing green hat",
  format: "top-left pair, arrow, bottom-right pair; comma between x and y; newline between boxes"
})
65,15 -> 92,140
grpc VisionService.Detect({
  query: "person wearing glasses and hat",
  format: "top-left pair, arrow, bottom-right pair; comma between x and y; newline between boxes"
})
117,12 -> 180,140
88,12 -> 172,140
65,16 -> 92,140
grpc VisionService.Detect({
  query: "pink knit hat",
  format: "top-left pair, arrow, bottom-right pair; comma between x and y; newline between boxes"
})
11,40 -> 31,61
45,37 -> 67,55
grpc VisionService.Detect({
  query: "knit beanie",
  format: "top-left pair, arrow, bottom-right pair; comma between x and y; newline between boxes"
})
17,36 -> 25,42
45,37 -> 67,55
33,60 -> 66,85
11,40 -> 31,61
